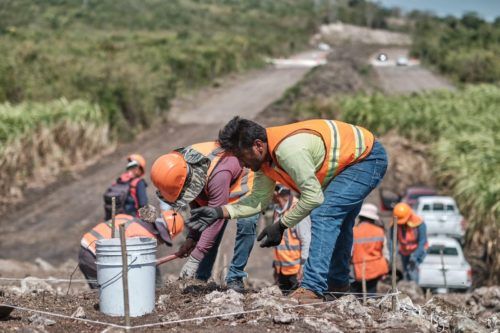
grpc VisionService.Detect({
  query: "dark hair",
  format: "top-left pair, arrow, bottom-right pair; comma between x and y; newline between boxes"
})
218,116 -> 267,152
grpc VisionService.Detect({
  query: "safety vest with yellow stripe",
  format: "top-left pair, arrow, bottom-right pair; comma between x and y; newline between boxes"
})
261,119 -> 374,193
273,197 -> 302,275
188,141 -> 255,205
352,221 -> 389,281
81,214 -> 162,255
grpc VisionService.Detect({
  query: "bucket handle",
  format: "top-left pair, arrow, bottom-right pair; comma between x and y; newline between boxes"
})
98,256 -> 139,289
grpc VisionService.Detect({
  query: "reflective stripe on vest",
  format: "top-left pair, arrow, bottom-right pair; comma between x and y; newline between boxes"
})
261,119 -> 375,192
189,141 -> 254,205
352,222 -> 389,281
397,225 -> 428,256
273,196 -> 301,275
81,214 -> 156,255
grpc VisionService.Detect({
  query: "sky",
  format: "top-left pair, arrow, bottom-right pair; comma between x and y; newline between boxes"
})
373,0 -> 500,22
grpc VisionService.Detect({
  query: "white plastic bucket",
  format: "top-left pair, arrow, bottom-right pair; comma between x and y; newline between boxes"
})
96,237 -> 157,317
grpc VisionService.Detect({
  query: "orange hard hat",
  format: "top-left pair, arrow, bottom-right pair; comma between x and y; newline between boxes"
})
128,154 -> 146,175
393,202 -> 412,225
162,210 -> 184,238
150,152 -> 188,204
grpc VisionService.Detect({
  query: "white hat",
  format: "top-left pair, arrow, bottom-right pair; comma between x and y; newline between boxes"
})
358,203 -> 380,222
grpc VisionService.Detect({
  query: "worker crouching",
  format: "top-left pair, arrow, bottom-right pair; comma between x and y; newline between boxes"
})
272,185 -> 311,294
79,205 -> 172,289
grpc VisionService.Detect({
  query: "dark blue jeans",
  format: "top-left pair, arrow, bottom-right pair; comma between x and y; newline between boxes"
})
301,141 -> 388,295
401,255 -> 419,283
196,214 -> 259,282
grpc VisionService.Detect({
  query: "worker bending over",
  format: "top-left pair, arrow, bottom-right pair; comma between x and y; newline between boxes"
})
79,205 -> 171,289
151,142 -> 259,292
186,117 -> 387,303
392,203 -> 428,282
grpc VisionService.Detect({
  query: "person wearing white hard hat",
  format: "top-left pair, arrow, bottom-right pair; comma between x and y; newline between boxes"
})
350,203 -> 389,295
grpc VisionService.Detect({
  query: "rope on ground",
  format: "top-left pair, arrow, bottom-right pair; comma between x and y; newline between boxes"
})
0,303 -> 125,329
131,290 -> 402,330
1,290 -> 401,330
0,277 -> 96,283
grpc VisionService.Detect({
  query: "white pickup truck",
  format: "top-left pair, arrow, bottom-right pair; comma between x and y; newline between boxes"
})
414,196 -> 465,240
419,236 -> 472,292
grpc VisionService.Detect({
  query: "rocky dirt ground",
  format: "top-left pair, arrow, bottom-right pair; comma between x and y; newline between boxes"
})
1,26 -> 497,332
1,279 -> 498,332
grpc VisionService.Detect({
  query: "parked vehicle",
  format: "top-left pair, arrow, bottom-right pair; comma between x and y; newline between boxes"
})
419,236 -> 472,292
396,56 -> 409,66
402,186 -> 437,208
415,196 -> 466,240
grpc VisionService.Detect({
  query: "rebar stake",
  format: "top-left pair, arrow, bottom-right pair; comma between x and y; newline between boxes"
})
111,197 -> 117,238
119,224 -> 130,327
362,258 -> 367,305
391,215 -> 398,312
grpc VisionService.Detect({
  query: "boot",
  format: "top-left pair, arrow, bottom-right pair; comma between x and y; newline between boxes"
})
325,283 -> 351,301
289,287 -> 323,304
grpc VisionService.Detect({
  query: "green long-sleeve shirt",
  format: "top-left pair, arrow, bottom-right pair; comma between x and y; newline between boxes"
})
224,133 -> 327,228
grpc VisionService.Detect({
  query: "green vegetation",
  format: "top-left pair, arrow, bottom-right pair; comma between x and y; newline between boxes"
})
293,85 -> 500,234
291,85 -> 500,282
411,12 -> 500,83
0,0 -> 318,198
0,0 -> 317,137
0,99 -> 111,199
317,0 -> 399,29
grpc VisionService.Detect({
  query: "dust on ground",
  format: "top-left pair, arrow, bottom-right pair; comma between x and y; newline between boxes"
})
1,280 -> 498,333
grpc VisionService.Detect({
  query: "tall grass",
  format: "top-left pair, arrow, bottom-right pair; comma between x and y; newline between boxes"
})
291,85 -> 499,283
0,99 -> 111,203
0,0 -> 317,137
338,85 -> 499,233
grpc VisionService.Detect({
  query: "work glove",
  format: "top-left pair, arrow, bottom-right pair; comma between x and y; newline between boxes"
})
257,221 -> 287,248
186,206 -> 224,232
175,238 -> 197,258
179,255 -> 200,280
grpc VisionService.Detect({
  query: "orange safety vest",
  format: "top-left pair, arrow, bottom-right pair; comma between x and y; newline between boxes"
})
397,225 -> 428,256
273,197 -> 302,275
188,142 -> 255,206
352,221 -> 389,281
81,214 -> 160,255
261,119 -> 374,192
117,172 -> 142,212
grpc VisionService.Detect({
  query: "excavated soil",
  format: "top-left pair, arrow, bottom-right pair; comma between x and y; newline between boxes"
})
1,282 -> 498,332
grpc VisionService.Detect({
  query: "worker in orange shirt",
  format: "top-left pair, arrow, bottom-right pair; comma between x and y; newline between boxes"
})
351,203 -> 389,295
272,185 -> 311,294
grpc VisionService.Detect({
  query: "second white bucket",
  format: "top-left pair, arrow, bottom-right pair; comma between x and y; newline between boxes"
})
96,237 -> 157,317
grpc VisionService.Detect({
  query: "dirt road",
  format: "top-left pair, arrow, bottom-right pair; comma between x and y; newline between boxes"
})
0,51 -> 326,284
371,48 -> 453,93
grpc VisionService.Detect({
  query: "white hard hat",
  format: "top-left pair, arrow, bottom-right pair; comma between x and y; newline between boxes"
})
358,203 -> 380,222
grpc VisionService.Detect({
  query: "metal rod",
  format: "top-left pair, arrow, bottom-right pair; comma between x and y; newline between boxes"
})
119,224 -> 130,327
362,258 -> 367,305
111,197 -> 117,238
391,215 -> 398,312
439,247 -> 448,291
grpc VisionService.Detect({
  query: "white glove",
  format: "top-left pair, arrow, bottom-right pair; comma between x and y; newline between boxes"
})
179,256 -> 200,280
